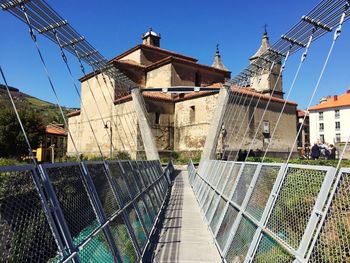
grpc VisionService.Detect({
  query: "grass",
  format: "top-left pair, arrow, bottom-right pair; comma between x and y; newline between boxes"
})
245,156 -> 350,168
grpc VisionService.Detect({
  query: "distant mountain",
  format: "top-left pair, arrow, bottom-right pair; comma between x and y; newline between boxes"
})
0,84 -> 74,124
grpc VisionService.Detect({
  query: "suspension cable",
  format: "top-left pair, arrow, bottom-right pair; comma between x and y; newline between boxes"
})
243,48 -> 291,162
70,43 -> 118,158
285,6 -> 347,164
52,30 -> 108,159
262,29 -> 316,161
221,68 -> 264,160
0,66 -> 38,165
228,60 -> 276,161
20,3 -> 81,161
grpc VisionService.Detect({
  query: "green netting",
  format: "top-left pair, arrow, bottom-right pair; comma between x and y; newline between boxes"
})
77,232 -> 114,263
73,220 -> 100,246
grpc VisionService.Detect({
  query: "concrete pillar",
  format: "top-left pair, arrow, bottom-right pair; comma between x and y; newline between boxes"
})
200,85 -> 229,162
131,88 -> 160,160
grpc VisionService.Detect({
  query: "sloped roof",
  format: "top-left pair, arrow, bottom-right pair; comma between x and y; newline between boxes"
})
309,89 -> 350,111
230,86 -> 297,106
46,124 -> 67,136
110,44 -> 198,63
297,109 -> 308,118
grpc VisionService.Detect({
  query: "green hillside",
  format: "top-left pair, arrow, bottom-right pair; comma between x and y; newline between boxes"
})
0,84 -> 72,124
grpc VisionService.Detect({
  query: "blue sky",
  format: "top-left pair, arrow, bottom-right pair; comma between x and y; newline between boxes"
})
1,0 -> 350,109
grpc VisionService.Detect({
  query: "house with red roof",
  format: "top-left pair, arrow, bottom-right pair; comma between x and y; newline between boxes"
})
67,29 -> 297,159
309,88 -> 350,145
35,123 -> 67,162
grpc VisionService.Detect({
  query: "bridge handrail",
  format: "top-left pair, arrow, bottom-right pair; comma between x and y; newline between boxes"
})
0,159 -> 175,262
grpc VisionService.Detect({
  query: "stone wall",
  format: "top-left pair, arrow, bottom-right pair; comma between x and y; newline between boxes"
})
174,94 -> 219,151
222,96 -> 297,156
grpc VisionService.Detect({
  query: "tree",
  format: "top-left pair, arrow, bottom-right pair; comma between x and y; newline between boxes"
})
0,108 -> 45,159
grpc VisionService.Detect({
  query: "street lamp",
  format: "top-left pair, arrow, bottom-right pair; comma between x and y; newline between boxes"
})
104,120 -> 113,159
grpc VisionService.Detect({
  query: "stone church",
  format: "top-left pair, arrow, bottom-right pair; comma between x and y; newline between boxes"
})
67,28 -> 297,159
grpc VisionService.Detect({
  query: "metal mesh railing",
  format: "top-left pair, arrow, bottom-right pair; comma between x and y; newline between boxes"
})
0,165 -> 62,262
0,160 -> 174,262
188,160 -> 343,263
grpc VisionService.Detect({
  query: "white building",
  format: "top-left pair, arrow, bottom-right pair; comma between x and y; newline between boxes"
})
309,88 -> 350,144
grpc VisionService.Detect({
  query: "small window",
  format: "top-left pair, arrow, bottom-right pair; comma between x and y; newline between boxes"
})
320,134 -> 325,143
335,109 -> 340,119
335,133 -> 341,143
335,121 -> 340,131
195,72 -> 202,87
190,106 -> 195,123
319,123 -> 324,132
155,112 -> 160,125
319,112 -> 324,121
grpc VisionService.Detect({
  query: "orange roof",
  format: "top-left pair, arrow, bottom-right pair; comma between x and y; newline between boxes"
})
67,110 -> 81,117
46,124 -> 67,136
230,86 -> 297,106
297,109 -> 308,118
309,89 -> 350,111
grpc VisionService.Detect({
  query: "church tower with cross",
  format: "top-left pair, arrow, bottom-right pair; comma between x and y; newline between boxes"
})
249,28 -> 283,98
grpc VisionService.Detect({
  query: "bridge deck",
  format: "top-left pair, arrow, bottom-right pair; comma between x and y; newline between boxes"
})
153,170 -> 221,263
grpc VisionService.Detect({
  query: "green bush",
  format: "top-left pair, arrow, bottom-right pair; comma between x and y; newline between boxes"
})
0,158 -> 24,166
114,151 -> 132,160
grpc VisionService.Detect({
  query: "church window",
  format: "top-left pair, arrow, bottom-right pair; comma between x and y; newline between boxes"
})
190,106 -> 196,123
155,112 -> 160,124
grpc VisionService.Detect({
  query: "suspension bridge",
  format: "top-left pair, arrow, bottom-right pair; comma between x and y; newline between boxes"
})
1,0 -> 350,262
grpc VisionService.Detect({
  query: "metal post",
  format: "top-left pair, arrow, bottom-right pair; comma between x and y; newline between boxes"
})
200,85 -> 229,164
131,88 -> 159,160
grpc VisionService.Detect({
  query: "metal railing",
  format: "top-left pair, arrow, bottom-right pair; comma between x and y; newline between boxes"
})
188,160 -> 350,262
0,159 -> 174,262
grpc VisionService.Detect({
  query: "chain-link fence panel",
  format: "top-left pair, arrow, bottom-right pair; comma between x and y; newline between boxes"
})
120,162 -> 140,198
216,204 -> 239,251
126,205 -> 147,250
266,166 -> 328,249
43,163 -> 100,246
209,197 -> 227,234
129,161 -> 146,191
202,188 -> 215,213
205,191 -> 220,221
246,165 -> 281,222
223,163 -> 242,198
76,230 -> 115,263
212,161 -> 226,188
216,162 -> 233,192
231,164 -> 257,206
148,186 -> 161,211
252,233 -> 294,263
309,169 -> 350,263
109,214 -> 138,263
143,192 -> 156,222
108,161 -> 132,205
225,216 -> 257,263
0,166 -> 61,262
84,162 -> 119,219
136,197 -> 152,233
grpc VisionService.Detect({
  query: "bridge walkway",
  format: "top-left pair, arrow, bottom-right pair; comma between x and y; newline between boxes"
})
152,169 -> 221,263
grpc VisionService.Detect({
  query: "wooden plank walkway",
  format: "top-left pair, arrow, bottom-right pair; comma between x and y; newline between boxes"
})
152,170 -> 222,263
